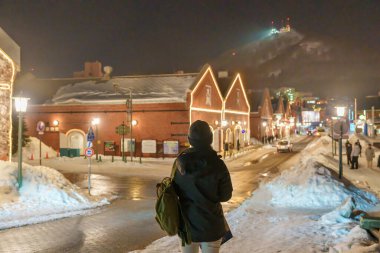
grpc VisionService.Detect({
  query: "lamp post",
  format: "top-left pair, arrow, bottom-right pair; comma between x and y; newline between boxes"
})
336,106 -> 346,179
92,118 -> 100,160
13,96 -> 30,188
113,84 -> 133,161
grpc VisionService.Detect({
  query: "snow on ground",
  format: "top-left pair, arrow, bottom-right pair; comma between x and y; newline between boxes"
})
0,161 -> 110,230
131,136 -> 380,253
23,136 -> 58,160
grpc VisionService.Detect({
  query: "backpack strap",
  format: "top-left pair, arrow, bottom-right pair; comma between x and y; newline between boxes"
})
170,148 -> 194,179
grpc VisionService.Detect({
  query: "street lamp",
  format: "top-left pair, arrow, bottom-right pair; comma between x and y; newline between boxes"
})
13,95 -> 30,188
335,106 -> 346,179
113,83 -> 133,162
92,118 -> 100,160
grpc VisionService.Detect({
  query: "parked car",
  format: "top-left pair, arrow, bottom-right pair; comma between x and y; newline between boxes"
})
277,140 -> 293,152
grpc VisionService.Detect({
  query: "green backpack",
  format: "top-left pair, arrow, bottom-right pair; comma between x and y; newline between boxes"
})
155,159 -> 191,245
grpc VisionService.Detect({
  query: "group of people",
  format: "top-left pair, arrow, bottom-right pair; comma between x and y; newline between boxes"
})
345,140 -> 377,169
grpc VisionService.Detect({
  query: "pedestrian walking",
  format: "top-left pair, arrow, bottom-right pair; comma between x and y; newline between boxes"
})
173,120 -> 233,253
228,142 -> 233,157
345,140 -> 352,165
237,139 -> 240,152
356,140 -> 362,157
223,142 -> 228,159
365,144 -> 375,169
351,142 -> 361,169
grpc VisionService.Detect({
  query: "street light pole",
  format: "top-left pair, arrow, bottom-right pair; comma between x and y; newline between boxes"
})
339,123 -> 343,179
336,106 -> 346,179
113,84 -> 133,162
13,96 -> 30,189
92,118 -> 100,160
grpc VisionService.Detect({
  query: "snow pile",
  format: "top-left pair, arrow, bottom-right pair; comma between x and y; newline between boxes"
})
266,158 -> 378,210
23,136 -> 58,160
0,161 -> 109,229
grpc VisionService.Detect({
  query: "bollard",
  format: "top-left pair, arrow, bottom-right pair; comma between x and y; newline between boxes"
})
139,156 -> 142,164
112,155 -> 114,162
98,156 -> 102,162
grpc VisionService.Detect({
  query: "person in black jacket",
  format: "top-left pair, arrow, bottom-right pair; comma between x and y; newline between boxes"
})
345,140 -> 352,165
174,120 -> 233,253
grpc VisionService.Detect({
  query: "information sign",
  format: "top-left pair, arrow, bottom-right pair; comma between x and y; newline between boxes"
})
36,121 -> 45,135
163,140 -> 179,154
142,140 -> 157,154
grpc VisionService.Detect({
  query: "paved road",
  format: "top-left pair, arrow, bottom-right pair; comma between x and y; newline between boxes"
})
0,137 -> 315,253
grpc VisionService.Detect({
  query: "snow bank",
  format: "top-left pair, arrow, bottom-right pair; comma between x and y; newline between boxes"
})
0,161 -> 109,229
265,157 -> 378,210
23,136 -> 58,160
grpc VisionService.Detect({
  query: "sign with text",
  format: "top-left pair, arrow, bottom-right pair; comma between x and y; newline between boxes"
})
333,120 -> 349,139
163,140 -> 179,155
36,121 -> 45,135
142,140 -> 157,154
104,141 -> 116,152
121,138 -> 135,152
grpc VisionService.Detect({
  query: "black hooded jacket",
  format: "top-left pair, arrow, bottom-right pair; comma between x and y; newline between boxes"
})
173,147 -> 233,242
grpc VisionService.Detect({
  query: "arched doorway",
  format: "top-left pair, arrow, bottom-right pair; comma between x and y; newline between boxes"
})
66,129 -> 86,155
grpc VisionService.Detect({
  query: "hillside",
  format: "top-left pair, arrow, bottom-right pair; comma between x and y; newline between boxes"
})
210,29 -> 380,98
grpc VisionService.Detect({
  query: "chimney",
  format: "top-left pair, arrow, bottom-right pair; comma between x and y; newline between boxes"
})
218,70 -> 229,78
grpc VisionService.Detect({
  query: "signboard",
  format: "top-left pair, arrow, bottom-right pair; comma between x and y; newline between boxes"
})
87,126 -> 95,142
163,140 -> 179,155
104,141 -> 115,152
333,120 -> 349,139
36,121 -> 45,135
84,148 -> 94,157
87,126 -> 95,147
116,124 -> 130,135
142,140 -> 157,154
121,138 -> 135,152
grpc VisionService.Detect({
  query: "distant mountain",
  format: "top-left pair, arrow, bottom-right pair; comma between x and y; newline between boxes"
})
210,29 -> 380,98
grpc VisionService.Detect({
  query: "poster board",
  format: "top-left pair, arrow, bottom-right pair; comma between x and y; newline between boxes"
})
163,140 -> 179,155
121,138 -> 135,152
104,141 -> 116,152
142,140 -> 157,154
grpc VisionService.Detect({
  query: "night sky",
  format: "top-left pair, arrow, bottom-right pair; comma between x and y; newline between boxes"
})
0,0 -> 379,97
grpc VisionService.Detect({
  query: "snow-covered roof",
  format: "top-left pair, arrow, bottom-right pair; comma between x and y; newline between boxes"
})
15,73 -> 199,105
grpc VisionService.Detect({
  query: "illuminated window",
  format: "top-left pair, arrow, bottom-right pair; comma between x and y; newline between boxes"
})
205,85 -> 211,106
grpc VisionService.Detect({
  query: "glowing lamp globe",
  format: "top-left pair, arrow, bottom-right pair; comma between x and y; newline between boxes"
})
13,96 -> 30,112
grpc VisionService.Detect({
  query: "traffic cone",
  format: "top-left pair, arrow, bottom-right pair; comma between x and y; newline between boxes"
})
30,153 -> 34,160
45,152 -> 49,159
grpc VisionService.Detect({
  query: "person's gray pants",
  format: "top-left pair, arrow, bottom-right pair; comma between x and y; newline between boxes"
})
180,238 -> 222,253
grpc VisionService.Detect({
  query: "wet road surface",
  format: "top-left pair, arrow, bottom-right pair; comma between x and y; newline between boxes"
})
0,137 -> 315,252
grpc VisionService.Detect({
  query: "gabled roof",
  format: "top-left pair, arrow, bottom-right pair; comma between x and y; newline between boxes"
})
0,26 -> 20,70
247,89 -> 264,112
217,77 -> 233,97
15,72 -> 198,105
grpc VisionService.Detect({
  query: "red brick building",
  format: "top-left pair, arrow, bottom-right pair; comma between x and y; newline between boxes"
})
15,65 -> 250,157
